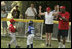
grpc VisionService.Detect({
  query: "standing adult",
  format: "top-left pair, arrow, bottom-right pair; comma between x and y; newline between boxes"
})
12,6 -> 20,19
25,3 -> 37,19
57,6 -> 70,48
39,6 -> 58,47
25,3 -> 39,36
1,9 -> 8,36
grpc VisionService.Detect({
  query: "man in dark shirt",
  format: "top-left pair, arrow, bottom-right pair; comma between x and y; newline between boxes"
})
12,6 -> 20,33
57,6 -> 70,48
12,6 -> 20,19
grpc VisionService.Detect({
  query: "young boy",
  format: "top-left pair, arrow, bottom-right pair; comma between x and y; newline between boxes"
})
27,21 -> 35,48
8,19 -> 20,48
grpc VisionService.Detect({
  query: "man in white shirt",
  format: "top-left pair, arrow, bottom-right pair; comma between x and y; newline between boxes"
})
25,3 -> 37,19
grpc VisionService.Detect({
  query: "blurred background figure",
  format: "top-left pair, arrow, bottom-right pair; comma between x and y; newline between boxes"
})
1,9 -> 8,36
12,6 -> 20,19
52,5 -> 59,20
25,3 -> 37,19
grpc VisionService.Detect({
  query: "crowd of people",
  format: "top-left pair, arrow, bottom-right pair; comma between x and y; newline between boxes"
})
1,3 -> 70,48
39,5 -> 70,48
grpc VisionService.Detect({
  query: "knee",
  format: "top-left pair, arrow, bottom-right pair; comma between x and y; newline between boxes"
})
49,34 -> 51,37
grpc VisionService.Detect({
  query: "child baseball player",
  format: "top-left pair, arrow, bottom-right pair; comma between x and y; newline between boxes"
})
27,21 -> 35,48
8,19 -> 20,48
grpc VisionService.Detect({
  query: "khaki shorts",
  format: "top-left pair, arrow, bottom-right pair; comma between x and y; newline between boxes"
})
27,16 -> 35,19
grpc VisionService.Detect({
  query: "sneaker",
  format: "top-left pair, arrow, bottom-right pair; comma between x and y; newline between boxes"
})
58,45 -> 63,48
58,46 -> 61,48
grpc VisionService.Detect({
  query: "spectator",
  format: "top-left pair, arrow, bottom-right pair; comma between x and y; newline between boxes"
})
25,3 -> 37,19
52,5 -> 59,20
25,3 -> 40,36
1,9 -> 8,36
12,6 -> 20,19
53,5 -> 59,12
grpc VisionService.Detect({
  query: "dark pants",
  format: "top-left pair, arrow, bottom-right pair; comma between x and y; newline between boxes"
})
58,30 -> 68,38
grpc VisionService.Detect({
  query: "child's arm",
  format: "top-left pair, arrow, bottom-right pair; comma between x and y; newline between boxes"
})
14,26 -> 18,32
26,27 -> 30,36
26,31 -> 29,36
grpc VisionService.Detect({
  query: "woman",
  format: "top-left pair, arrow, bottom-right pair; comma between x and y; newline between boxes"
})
39,6 -> 58,47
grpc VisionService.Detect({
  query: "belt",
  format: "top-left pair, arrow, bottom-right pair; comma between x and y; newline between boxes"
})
27,16 -> 35,17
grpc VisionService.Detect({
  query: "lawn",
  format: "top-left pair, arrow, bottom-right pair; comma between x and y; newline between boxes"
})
1,36 -> 71,48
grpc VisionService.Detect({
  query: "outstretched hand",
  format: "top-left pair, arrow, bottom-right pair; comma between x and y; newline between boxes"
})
39,6 -> 42,10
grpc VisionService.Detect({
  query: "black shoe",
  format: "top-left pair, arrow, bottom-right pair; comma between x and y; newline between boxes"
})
16,46 -> 20,48
46,44 -> 48,47
49,44 -> 51,47
31,44 -> 33,48
8,44 -> 11,48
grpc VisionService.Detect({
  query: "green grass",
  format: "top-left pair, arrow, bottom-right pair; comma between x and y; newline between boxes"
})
1,36 -> 71,48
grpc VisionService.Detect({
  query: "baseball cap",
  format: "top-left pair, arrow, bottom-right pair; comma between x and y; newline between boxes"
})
60,6 -> 65,9
10,19 -> 15,23
46,7 -> 51,11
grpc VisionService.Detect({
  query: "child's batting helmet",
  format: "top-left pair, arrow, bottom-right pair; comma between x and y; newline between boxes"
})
10,19 -> 15,23
29,21 -> 33,26
29,21 -> 33,24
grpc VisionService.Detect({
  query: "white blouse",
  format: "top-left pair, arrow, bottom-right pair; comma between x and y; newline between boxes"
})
45,12 -> 54,24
